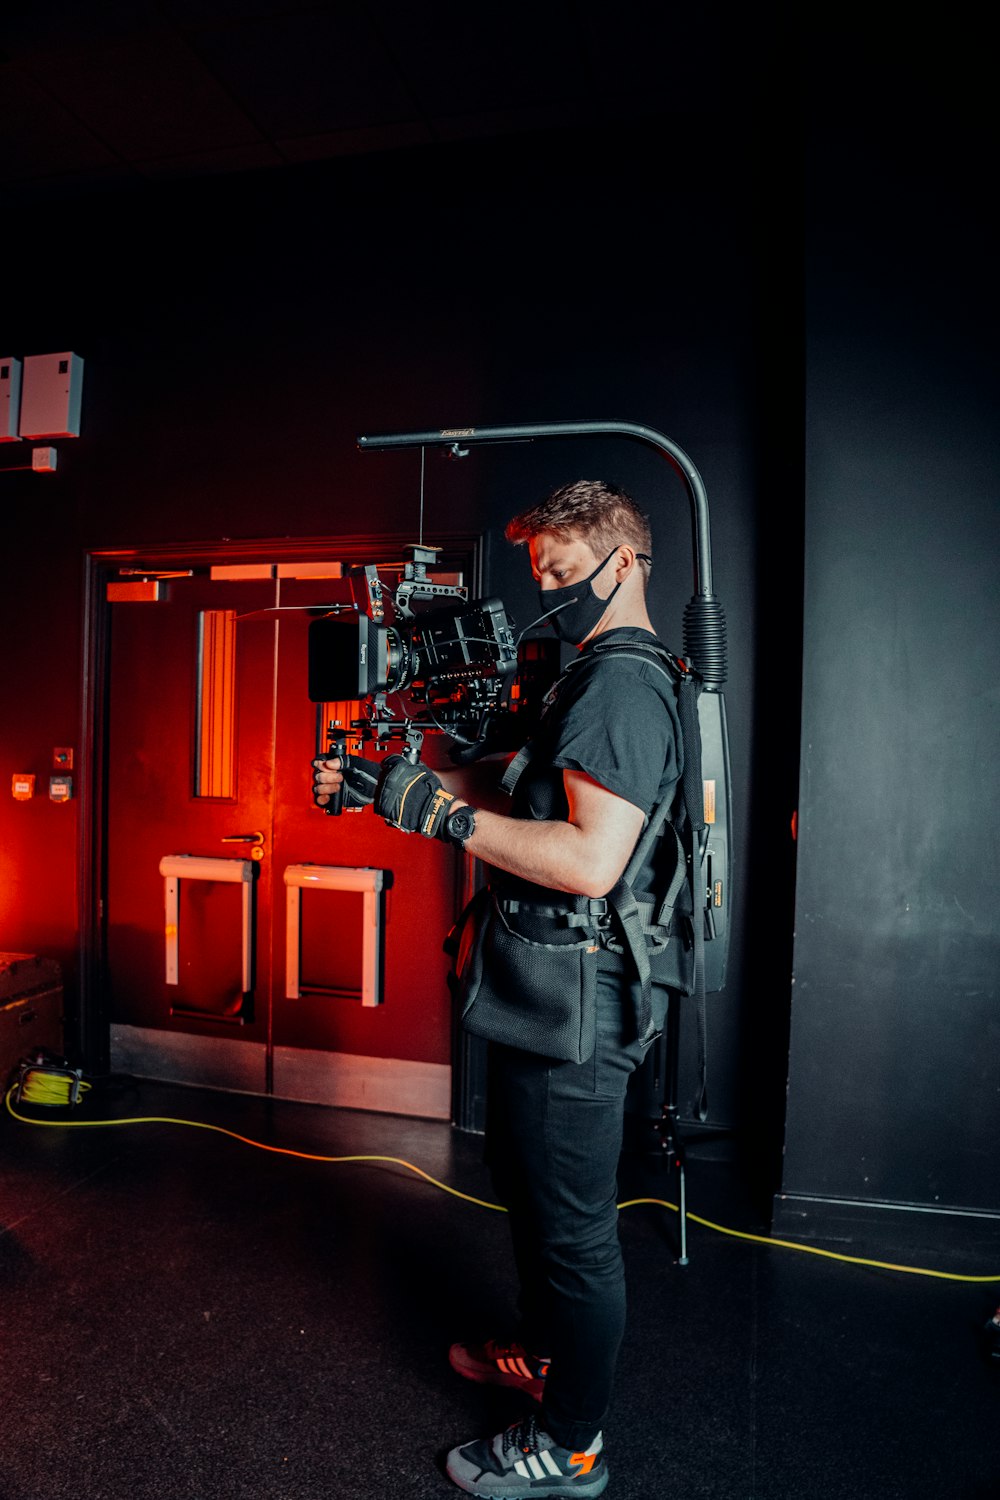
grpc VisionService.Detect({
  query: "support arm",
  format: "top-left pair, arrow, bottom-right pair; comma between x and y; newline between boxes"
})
357,419 -> 727,688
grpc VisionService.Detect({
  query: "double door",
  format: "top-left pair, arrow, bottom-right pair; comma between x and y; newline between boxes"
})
104,560 -> 464,1117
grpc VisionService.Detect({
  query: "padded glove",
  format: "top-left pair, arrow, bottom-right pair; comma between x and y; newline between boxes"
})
312,751 -> 380,811
375,755 -> 456,838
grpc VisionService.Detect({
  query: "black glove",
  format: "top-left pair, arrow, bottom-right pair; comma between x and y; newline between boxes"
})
339,752 -> 380,809
375,755 -> 456,838
312,752 -> 380,811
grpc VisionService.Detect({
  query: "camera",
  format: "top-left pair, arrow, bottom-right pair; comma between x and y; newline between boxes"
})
308,594 -> 516,704
307,546 -> 557,805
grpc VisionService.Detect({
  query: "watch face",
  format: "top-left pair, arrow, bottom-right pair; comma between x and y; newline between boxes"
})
449,808 -> 475,841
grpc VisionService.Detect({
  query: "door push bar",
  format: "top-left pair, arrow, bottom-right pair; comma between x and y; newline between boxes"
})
284,865 -> 387,1008
159,854 -> 257,994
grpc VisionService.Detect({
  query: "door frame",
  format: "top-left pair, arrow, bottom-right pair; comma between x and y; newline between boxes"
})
78,530 -> 486,1080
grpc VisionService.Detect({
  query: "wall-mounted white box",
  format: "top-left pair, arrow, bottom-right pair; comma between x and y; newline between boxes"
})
19,351 -> 84,439
0,358 -> 23,442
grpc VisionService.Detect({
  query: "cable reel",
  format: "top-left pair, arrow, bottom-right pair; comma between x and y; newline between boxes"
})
14,1051 -> 89,1107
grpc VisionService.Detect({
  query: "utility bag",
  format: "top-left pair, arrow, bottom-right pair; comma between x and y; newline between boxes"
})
446,886 -> 606,1063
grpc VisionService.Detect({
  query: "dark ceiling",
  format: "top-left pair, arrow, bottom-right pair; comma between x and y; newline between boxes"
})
0,1 -> 758,197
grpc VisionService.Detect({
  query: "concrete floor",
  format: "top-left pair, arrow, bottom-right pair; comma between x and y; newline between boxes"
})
1,1077 -> 998,1499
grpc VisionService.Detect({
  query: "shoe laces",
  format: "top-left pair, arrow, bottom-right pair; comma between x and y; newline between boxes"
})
502,1415 -> 543,1458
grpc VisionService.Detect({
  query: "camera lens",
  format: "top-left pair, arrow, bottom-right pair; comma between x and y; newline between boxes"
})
382,627 -> 413,692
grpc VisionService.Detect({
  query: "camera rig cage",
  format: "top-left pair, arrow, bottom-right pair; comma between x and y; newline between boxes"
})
307,542 -> 556,808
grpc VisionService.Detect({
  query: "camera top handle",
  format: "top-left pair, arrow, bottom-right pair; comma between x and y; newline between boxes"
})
356,419 -> 726,691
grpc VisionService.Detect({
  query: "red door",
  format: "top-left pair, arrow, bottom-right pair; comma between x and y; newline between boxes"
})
104,560 -> 462,1117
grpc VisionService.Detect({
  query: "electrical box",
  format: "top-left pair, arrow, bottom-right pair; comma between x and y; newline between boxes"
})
12,774 -> 35,801
0,358 -> 23,442
19,352 -> 84,439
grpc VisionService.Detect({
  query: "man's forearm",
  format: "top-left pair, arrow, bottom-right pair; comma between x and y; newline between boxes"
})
453,806 -> 619,899
312,754 -> 644,898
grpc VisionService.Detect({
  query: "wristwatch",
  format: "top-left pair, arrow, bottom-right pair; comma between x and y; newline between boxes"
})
443,804 -> 478,848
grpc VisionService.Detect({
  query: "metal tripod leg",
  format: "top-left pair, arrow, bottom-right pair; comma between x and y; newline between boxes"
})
630,991 -> 689,1264
657,990 -> 688,1265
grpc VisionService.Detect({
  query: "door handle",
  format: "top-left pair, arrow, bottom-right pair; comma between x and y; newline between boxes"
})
222,831 -> 265,861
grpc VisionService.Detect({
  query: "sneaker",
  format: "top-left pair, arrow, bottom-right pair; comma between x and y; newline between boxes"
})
446,1415 -> 608,1497
449,1338 -> 550,1402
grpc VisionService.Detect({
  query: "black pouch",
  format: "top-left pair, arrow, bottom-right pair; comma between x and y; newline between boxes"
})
447,889 -> 601,1064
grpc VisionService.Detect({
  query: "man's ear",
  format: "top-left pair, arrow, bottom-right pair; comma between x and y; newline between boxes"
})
615,544 -> 636,580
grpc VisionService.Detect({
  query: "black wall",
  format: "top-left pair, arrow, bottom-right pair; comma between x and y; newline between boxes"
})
777,38 -> 1000,1230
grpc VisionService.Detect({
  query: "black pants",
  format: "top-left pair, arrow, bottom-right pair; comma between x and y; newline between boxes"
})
485,967 -> 657,1452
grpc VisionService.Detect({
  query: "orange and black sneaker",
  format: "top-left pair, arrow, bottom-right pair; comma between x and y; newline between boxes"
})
446,1415 -> 608,1497
449,1338 -> 550,1403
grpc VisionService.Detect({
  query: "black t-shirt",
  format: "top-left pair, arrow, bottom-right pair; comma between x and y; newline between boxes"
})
505,626 -> 683,906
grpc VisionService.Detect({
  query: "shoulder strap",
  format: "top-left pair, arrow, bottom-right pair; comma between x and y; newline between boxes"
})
566,637 -> 687,689
502,639 -> 684,799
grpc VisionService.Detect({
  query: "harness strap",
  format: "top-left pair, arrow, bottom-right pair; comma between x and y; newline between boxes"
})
500,742 -> 534,796
500,640 -> 681,802
655,825 -> 688,928
496,894 -> 610,929
606,879 -> 657,1045
603,829 -> 688,953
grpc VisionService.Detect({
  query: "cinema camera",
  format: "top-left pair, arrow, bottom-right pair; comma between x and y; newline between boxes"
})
308,544 -> 553,813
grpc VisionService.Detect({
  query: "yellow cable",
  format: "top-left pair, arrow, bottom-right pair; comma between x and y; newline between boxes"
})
616,1198 -> 1000,1283
6,1088 -> 999,1283
4,1086 -> 501,1211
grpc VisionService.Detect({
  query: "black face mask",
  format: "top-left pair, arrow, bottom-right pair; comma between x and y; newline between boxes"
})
535,547 -> 622,645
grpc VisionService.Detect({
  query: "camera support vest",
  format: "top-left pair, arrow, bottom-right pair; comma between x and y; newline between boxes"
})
500,638 -> 711,1119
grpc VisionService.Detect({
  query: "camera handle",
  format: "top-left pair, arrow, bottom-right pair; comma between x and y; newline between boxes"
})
401,726 -> 424,765
322,733 -> 347,816
323,723 -> 424,816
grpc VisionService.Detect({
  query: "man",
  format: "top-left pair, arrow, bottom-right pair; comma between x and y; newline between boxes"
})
313,480 -> 683,1497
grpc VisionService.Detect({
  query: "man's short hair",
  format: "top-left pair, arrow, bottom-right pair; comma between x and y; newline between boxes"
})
505,480 -> 653,580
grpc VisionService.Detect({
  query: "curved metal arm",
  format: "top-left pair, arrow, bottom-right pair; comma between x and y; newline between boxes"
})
357,420 -> 713,597
357,419 -> 727,687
